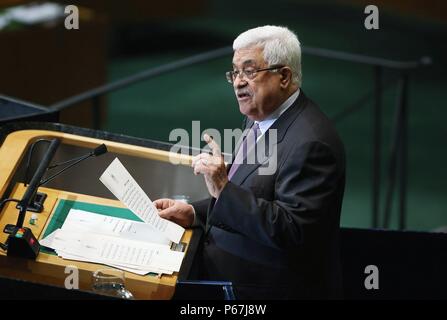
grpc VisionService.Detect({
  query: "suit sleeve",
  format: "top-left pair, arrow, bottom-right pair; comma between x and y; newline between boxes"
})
208,141 -> 343,250
191,198 -> 211,229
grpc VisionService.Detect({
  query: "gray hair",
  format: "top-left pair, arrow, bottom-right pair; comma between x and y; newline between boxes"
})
233,25 -> 302,86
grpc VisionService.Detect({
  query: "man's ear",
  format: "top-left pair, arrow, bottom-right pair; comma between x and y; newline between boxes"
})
279,67 -> 292,88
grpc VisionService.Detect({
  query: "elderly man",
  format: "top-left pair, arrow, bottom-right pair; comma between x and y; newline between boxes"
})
155,25 -> 346,299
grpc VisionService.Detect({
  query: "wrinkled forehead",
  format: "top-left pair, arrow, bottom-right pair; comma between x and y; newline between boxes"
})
232,46 -> 266,68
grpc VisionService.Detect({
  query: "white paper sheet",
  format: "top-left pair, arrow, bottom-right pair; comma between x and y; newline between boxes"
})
63,209 -> 171,247
57,251 -> 173,276
41,229 -> 173,276
99,158 -> 184,243
48,229 -> 184,272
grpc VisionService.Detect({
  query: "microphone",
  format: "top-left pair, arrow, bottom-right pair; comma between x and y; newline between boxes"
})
92,143 -> 107,157
47,143 -> 107,170
40,143 -> 108,185
16,138 -> 61,226
6,138 -> 60,259
5,141 -> 108,259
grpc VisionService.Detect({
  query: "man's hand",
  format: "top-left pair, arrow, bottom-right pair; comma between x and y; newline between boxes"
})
154,198 -> 195,228
192,134 -> 228,198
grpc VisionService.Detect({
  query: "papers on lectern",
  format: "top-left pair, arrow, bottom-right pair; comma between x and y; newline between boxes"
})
40,157 -> 186,276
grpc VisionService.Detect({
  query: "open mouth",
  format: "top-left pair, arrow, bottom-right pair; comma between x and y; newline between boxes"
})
236,92 -> 251,100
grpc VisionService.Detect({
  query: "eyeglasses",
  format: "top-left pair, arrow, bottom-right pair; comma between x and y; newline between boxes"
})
225,65 -> 285,84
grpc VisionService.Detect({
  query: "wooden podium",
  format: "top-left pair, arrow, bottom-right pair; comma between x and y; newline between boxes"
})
0,123 -> 202,299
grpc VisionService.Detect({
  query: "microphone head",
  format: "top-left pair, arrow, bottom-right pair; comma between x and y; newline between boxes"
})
93,144 -> 108,157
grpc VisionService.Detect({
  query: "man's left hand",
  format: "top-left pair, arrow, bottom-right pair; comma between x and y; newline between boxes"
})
192,134 -> 228,198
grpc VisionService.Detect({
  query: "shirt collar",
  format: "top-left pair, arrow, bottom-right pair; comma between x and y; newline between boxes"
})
255,89 -> 300,135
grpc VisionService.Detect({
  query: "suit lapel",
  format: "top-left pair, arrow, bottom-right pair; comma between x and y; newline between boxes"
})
229,132 -> 269,185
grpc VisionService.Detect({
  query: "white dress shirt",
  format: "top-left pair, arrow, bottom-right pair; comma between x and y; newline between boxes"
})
254,89 -> 300,139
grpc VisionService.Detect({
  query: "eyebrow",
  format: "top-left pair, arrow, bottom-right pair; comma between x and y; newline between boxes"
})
232,59 -> 257,68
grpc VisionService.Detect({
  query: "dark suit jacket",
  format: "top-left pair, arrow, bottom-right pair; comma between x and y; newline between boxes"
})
192,91 -> 346,299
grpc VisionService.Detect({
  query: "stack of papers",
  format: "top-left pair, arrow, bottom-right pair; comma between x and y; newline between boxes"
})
40,158 -> 187,276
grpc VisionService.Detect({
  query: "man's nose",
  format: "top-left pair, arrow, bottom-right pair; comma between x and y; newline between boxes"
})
233,75 -> 248,89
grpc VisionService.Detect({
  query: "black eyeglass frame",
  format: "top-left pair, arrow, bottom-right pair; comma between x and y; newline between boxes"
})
225,65 -> 285,84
